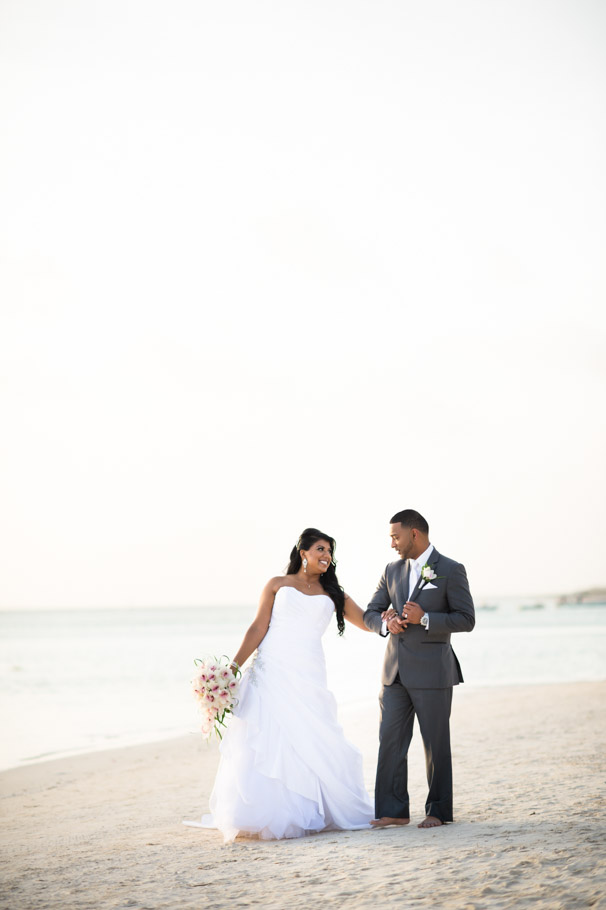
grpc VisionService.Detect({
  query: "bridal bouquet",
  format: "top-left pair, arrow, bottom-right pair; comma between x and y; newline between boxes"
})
191,655 -> 241,739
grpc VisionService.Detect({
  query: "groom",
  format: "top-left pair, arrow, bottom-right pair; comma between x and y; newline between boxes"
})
363,509 -> 475,828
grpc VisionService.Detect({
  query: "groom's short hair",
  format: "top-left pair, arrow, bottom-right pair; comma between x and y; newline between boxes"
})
390,509 -> 429,535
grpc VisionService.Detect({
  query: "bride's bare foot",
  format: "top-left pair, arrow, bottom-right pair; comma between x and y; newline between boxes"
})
418,816 -> 443,828
370,817 -> 410,827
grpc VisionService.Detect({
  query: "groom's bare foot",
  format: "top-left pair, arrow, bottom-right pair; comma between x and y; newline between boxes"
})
370,817 -> 410,827
418,816 -> 443,828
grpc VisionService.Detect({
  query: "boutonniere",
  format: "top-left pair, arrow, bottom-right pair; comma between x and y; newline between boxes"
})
420,564 -> 444,585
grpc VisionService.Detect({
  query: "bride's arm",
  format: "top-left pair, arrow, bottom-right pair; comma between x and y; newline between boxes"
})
230,578 -> 280,670
343,594 -> 371,631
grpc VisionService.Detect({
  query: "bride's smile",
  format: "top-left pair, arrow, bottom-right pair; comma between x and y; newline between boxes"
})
301,541 -> 332,575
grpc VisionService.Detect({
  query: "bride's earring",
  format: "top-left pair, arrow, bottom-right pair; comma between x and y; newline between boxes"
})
302,556 -> 311,588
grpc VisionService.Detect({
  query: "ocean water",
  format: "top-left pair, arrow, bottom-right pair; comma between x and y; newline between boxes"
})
1,598 -> 604,771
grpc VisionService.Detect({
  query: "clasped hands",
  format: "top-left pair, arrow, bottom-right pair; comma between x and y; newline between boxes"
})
381,601 -> 424,634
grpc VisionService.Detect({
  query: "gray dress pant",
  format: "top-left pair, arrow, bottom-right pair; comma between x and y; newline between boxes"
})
375,674 -> 454,823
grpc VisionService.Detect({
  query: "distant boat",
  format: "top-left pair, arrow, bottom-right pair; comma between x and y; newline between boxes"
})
477,604 -> 498,611
520,603 -> 545,611
557,587 -> 606,607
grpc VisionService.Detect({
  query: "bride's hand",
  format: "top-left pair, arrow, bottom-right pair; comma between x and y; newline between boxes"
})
382,608 -> 405,635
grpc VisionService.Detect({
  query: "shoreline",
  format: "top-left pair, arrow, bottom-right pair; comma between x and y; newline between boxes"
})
1,681 -> 605,909
3,676 -> 605,775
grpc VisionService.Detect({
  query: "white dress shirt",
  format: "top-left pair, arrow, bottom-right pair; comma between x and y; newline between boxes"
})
408,543 -> 434,599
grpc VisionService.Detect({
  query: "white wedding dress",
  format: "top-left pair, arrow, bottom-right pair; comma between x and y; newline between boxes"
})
184,585 -> 374,842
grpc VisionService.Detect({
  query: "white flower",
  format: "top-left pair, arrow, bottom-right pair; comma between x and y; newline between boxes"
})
421,565 -> 437,581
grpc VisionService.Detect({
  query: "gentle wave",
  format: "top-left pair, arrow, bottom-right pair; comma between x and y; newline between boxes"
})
1,600 -> 604,771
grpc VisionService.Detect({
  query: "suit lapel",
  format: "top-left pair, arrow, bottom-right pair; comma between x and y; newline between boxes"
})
397,561 -> 411,616
408,548 -> 440,602
408,572 -> 424,604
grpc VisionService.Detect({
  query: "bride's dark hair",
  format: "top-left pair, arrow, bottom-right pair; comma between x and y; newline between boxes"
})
286,528 -> 345,635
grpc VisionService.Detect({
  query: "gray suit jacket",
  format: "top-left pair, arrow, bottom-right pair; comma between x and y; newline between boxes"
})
363,548 -> 475,688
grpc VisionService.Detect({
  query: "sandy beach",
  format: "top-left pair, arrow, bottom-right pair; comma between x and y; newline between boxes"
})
1,681 -> 605,910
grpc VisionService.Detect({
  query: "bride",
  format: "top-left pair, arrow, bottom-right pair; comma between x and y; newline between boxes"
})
184,527 -> 374,842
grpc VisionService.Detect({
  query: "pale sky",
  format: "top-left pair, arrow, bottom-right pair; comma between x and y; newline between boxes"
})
1,0 -> 604,607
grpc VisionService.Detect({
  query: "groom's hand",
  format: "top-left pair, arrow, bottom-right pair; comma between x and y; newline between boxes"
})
403,601 -> 424,624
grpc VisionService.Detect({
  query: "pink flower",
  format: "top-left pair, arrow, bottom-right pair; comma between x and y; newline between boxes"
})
192,654 -> 240,739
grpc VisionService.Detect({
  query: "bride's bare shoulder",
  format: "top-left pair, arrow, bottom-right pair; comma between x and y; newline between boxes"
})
264,576 -> 293,595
